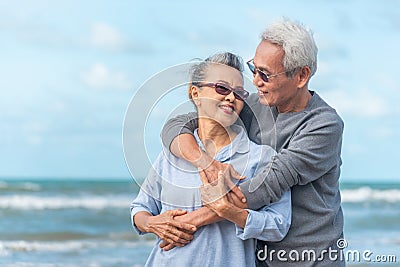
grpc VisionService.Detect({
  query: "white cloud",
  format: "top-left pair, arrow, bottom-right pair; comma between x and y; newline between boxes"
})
82,63 -> 132,90
22,121 -> 48,146
321,89 -> 389,118
316,61 -> 333,76
345,143 -> 367,156
89,22 -> 125,51
371,127 -> 395,139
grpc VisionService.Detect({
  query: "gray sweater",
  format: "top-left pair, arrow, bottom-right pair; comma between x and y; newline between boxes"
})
161,91 -> 345,266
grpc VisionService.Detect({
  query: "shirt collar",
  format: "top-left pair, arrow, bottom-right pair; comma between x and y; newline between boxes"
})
194,124 -> 250,162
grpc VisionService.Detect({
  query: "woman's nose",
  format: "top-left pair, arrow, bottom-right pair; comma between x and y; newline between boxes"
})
225,91 -> 235,102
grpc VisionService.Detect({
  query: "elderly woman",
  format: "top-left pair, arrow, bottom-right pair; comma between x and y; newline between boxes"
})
130,52 -> 291,266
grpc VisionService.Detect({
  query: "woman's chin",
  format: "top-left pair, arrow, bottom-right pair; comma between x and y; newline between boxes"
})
217,115 -> 238,128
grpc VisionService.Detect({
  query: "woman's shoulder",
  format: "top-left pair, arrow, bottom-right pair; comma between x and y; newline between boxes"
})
247,140 -> 277,167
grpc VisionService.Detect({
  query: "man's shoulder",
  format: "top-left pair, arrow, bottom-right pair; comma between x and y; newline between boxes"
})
309,92 -> 344,127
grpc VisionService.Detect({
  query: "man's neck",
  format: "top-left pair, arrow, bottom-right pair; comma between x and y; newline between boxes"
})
277,88 -> 312,113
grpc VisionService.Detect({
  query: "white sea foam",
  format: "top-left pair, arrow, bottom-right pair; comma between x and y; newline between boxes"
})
0,240 -> 142,253
0,240 -> 147,267
2,187 -> 399,210
0,195 -> 131,210
341,187 -> 400,203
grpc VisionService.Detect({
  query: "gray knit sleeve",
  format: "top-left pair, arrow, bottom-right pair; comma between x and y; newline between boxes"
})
161,112 -> 198,150
240,111 -> 344,210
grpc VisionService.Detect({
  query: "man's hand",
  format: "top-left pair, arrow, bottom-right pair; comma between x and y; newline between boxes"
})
199,160 -> 247,203
199,170 -> 249,228
145,209 -> 196,247
199,170 -> 231,217
227,190 -> 249,209
171,133 -> 247,203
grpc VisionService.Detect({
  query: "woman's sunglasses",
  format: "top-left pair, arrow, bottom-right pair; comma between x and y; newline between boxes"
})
195,82 -> 249,101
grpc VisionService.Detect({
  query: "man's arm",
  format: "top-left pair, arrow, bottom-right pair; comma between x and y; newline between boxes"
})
161,113 -> 214,176
240,112 -> 344,210
161,112 -> 198,153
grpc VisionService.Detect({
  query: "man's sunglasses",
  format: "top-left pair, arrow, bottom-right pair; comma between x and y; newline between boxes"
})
194,82 -> 249,101
247,59 -> 288,83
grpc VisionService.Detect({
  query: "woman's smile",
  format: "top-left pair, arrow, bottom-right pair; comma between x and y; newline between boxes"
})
218,103 -> 235,115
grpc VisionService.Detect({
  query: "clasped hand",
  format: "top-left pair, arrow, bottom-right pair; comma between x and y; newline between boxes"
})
146,209 -> 196,248
199,169 -> 248,217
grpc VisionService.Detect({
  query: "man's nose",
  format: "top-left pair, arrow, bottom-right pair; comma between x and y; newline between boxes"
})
253,73 -> 264,87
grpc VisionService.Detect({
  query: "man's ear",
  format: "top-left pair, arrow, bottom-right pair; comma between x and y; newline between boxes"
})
297,66 -> 311,89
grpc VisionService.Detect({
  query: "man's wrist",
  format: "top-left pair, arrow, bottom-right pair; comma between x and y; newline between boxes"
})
184,148 -> 212,169
220,204 -> 249,228
217,202 -> 235,218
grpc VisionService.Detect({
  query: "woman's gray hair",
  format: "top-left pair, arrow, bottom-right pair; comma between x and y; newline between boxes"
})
261,18 -> 318,78
190,52 -> 244,85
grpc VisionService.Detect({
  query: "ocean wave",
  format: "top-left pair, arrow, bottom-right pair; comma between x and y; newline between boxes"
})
2,186 -> 399,209
0,195 -> 131,210
0,181 -> 41,191
0,240 -> 149,253
341,187 -> 400,203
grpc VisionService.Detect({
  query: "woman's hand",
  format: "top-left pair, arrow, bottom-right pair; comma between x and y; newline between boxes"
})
158,212 -> 199,251
143,209 -> 197,247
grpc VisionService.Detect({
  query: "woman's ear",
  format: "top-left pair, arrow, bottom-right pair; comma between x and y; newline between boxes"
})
190,85 -> 201,106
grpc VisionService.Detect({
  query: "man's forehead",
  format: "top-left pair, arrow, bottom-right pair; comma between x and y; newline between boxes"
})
254,41 -> 284,69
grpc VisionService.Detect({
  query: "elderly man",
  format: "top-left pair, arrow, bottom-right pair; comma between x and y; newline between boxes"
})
161,18 -> 344,266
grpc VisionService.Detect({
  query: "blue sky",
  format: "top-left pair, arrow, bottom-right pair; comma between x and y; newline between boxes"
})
1,0 -> 399,182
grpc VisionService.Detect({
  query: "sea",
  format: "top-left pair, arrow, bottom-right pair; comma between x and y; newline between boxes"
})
0,179 -> 399,267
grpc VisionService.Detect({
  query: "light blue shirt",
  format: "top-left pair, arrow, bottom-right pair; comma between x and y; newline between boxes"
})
130,125 -> 291,267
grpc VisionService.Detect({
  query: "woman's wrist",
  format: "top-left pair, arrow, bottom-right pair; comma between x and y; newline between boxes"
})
142,215 -> 152,233
134,212 -> 153,233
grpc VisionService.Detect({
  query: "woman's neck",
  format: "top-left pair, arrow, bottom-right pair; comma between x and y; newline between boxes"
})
197,118 -> 237,158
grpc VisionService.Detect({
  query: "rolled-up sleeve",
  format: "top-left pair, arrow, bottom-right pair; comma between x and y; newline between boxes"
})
235,190 -> 291,241
130,156 -> 163,235
130,189 -> 159,235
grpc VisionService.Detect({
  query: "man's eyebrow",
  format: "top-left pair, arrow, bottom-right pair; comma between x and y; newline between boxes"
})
253,61 -> 272,73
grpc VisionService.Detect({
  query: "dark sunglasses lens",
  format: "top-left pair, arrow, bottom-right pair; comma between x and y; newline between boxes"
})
259,71 -> 269,82
215,84 -> 231,95
248,62 -> 268,82
215,84 -> 248,100
247,62 -> 255,73
234,91 -> 248,100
